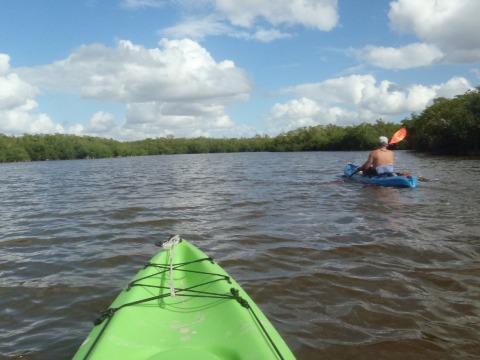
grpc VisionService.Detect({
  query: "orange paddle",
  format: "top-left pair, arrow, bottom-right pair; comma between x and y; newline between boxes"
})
389,128 -> 407,145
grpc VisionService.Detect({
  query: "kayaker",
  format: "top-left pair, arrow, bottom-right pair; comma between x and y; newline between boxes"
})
357,136 -> 395,175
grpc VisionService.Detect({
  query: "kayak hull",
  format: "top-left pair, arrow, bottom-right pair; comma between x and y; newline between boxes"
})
73,237 -> 295,360
344,164 -> 418,188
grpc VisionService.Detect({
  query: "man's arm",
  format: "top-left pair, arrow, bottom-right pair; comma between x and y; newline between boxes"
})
358,151 -> 374,171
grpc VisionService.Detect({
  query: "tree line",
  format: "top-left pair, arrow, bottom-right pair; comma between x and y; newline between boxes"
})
1,87 -> 479,163
401,87 -> 480,155
0,122 -> 402,163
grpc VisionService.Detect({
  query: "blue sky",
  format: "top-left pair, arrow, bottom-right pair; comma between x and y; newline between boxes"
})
1,0 -> 479,140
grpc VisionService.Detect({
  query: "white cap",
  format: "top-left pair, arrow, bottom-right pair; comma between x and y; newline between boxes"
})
379,136 -> 388,144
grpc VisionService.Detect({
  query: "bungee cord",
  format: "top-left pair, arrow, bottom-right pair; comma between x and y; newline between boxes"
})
82,235 -> 285,360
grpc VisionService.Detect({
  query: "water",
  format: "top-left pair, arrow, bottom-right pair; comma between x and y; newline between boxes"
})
1,152 -> 479,360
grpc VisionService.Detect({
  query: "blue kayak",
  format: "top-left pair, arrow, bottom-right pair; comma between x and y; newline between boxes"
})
344,164 -> 418,188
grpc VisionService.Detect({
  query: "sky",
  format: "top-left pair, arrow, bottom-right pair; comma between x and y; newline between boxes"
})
1,0 -> 479,141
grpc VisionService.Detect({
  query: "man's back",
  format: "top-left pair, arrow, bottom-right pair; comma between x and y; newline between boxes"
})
370,148 -> 394,167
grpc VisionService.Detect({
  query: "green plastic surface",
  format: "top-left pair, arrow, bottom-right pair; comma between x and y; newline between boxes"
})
73,239 -> 295,359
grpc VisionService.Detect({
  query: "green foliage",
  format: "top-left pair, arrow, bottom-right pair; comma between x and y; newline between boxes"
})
402,87 -> 480,154
2,86 -> 479,163
267,121 -> 402,152
0,134 -> 30,162
0,122 -> 407,163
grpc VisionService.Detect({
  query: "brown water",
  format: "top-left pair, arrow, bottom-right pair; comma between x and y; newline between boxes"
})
1,152 -> 479,360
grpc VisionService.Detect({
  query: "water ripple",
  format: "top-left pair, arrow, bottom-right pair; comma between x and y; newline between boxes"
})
1,153 -> 480,359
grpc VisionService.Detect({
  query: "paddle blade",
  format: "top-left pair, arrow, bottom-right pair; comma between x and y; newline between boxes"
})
389,128 -> 407,144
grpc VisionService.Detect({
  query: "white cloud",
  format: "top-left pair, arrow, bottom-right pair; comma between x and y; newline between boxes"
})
283,74 -> 378,105
12,40 -> 252,139
268,75 -> 474,133
0,54 -> 62,135
161,0 -> 338,43
433,76 -> 474,98
215,0 -> 338,30
268,97 -> 355,132
0,73 -> 38,110
250,28 -> 292,42
85,111 -> 117,133
389,0 -> 480,64
162,15 -> 232,40
0,99 -> 64,135
389,0 -> 480,46
19,39 -> 252,103
354,0 -> 480,69
0,54 -> 10,74
121,0 -> 164,9
162,17 -> 292,43
124,101 -> 235,138
0,54 -> 38,110
354,43 -> 444,70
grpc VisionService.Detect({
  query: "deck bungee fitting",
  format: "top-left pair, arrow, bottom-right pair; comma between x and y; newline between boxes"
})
73,235 -> 295,360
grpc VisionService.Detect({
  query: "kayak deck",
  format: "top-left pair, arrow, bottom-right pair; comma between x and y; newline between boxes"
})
344,164 -> 418,188
73,236 -> 295,360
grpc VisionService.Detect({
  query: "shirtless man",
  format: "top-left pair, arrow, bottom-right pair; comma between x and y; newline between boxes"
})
357,136 -> 395,175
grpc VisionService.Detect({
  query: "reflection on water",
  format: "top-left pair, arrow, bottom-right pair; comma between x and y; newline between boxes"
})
1,152 -> 479,360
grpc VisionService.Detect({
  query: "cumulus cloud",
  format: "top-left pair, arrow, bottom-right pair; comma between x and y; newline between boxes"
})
85,111 -> 117,133
0,54 -> 10,74
433,76 -> 474,98
13,39 -> 252,139
0,73 -> 38,110
389,0 -> 480,63
0,54 -> 63,135
268,97 -> 356,132
2,111 -> 65,135
19,39 -> 252,103
124,101 -> 235,138
268,74 -> 474,132
354,0 -> 480,69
